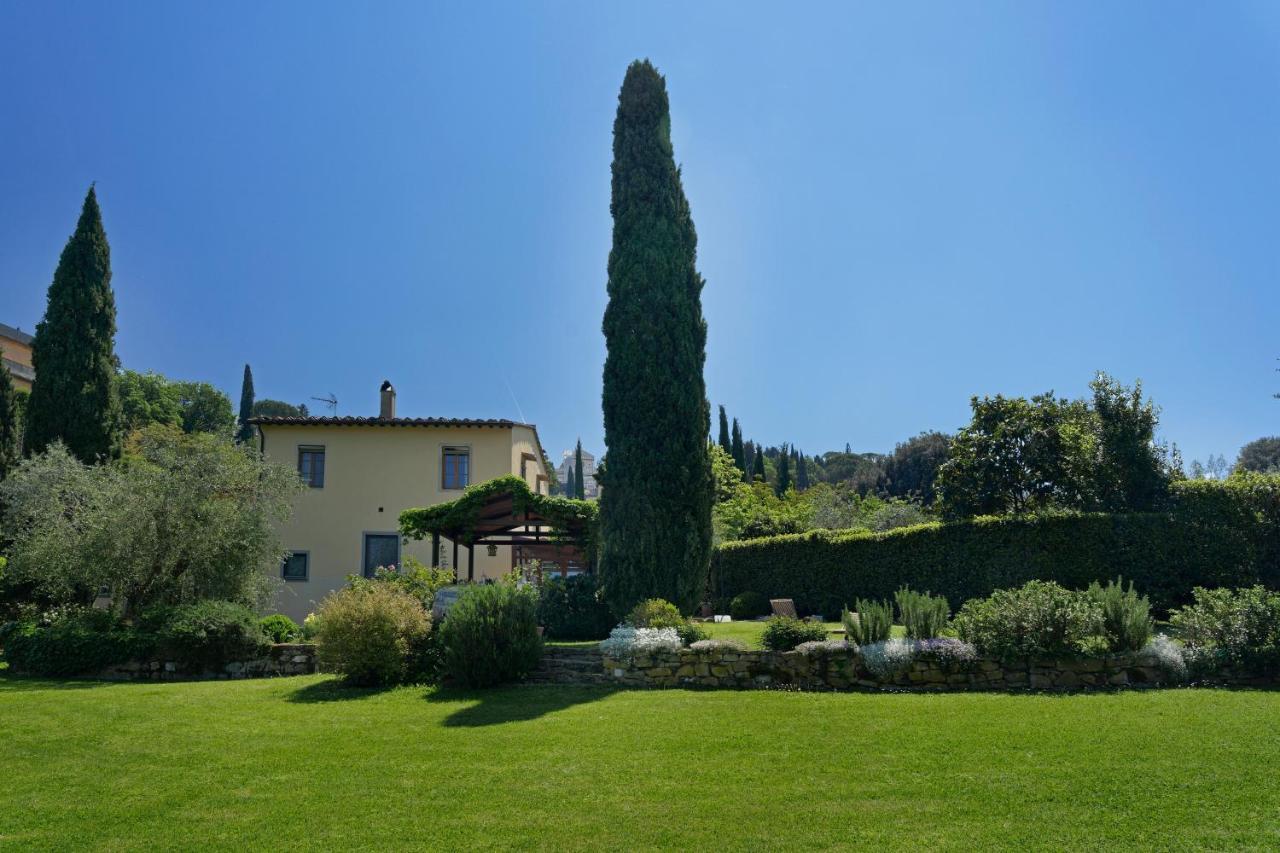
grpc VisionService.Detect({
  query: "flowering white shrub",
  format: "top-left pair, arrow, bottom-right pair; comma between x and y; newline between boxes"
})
914,637 -> 977,667
1139,634 -> 1188,682
861,638 -> 916,679
688,638 -> 747,653
598,626 -> 681,658
795,639 -> 853,657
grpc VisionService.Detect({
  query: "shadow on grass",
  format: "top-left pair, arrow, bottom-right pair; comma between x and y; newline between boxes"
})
0,673 -> 117,693
286,676 -> 399,704
427,683 -> 619,727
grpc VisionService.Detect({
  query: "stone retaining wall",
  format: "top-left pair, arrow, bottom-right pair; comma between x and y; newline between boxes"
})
96,643 -> 318,682
530,645 -> 1269,691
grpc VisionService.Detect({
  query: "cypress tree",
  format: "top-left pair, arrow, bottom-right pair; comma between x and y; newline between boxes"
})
563,459 -> 575,497
775,445 -> 792,496
0,351 -> 18,481
752,444 -> 766,482
236,363 -> 256,445
717,405 -> 731,456
574,438 -> 586,500
796,447 -> 810,490
730,418 -> 745,473
600,60 -> 713,615
26,186 -> 121,461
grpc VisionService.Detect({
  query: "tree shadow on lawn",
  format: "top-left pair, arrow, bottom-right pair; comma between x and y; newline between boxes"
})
0,673 -> 118,693
286,676 -> 400,704
426,684 -> 620,727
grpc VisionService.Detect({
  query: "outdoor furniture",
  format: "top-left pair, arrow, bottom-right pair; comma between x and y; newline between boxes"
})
770,598 -> 798,618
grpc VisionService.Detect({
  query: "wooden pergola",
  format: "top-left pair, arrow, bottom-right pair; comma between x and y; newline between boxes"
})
400,476 -> 596,583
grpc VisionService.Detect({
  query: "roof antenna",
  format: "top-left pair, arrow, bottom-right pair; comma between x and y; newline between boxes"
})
503,376 -> 527,424
311,393 -> 338,416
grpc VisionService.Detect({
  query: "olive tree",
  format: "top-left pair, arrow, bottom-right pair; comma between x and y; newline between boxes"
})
0,426 -> 303,614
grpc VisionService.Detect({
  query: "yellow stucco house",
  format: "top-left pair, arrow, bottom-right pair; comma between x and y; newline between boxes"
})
251,381 -> 551,622
0,322 -> 35,392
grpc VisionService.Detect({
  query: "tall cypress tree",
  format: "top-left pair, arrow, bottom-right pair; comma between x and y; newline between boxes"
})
0,350 -> 18,481
730,418 -> 745,473
775,445 -> 792,496
236,363 -> 256,444
600,60 -> 713,615
796,447 -> 810,490
26,186 -> 121,461
574,438 -> 586,499
752,444 -> 766,482
717,405 -> 731,456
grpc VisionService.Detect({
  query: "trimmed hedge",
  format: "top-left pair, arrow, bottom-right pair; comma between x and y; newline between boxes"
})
711,475 -> 1280,616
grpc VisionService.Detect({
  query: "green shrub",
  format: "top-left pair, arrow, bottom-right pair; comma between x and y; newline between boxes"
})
729,591 -> 770,621
627,598 -> 683,629
761,615 -> 828,651
843,599 -> 892,645
151,601 -> 270,670
677,621 -> 710,645
2,609 -> 152,676
954,581 -> 1104,661
259,614 -> 301,643
315,585 -> 431,686
346,558 -> 455,609
537,574 -> 615,641
440,584 -> 543,688
711,474 -> 1280,616
1086,578 -> 1153,652
1169,586 -> 1280,670
895,587 -> 950,639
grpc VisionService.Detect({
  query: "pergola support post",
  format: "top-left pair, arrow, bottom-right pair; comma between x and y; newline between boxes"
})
431,533 -> 440,568
467,544 -> 475,583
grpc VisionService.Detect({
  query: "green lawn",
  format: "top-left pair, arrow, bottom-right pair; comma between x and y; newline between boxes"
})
3,674 -> 1279,849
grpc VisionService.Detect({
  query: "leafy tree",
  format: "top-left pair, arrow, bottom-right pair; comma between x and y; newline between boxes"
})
1235,437 -> 1280,474
879,431 -> 950,504
1090,372 -> 1171,512
717,405 -> 732,456
25,186 -> 121,462
709,443 -> 746,505
0,352 -> 18,481
118,370 -> 182,433
937,392 -> 1096,517
236,364 -> 255,444
0,427 -> 303,615
599,60 -> 713,615
730,418 -> 745,474
574,439 -> 586,500
713,479 -> 812,542
541,449 -> 561,495
775,445 -> 792,496
175,381 -> 235,435
250,399 -> 309,418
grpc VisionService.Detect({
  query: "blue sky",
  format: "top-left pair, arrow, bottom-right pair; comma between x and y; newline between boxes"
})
1,2 -> 1277,467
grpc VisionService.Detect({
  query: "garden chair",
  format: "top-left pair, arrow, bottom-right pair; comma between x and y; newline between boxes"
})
770,599 -> 798,619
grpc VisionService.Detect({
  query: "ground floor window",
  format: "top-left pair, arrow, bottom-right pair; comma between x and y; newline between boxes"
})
282,551 -> 309,582
363,533 -> 400,578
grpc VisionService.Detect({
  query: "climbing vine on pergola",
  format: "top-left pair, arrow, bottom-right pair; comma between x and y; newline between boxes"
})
399,475 -> 598,581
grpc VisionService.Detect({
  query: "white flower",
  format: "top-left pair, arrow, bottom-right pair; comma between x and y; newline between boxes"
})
861,638 -> 915,679
598,625 -> 681,658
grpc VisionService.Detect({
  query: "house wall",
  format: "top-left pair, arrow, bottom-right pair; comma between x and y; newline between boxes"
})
259,423 -> 545,622
0,329 -> 34,392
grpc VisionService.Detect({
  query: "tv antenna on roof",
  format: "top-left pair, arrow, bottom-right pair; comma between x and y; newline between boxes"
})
311,394 -> 338,416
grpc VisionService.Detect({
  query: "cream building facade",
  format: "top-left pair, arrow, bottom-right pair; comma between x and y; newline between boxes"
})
0,322 -> 35,392
252,382 -> 550,622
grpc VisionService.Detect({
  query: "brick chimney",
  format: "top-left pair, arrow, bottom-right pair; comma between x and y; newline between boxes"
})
379,380 -> 396,419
